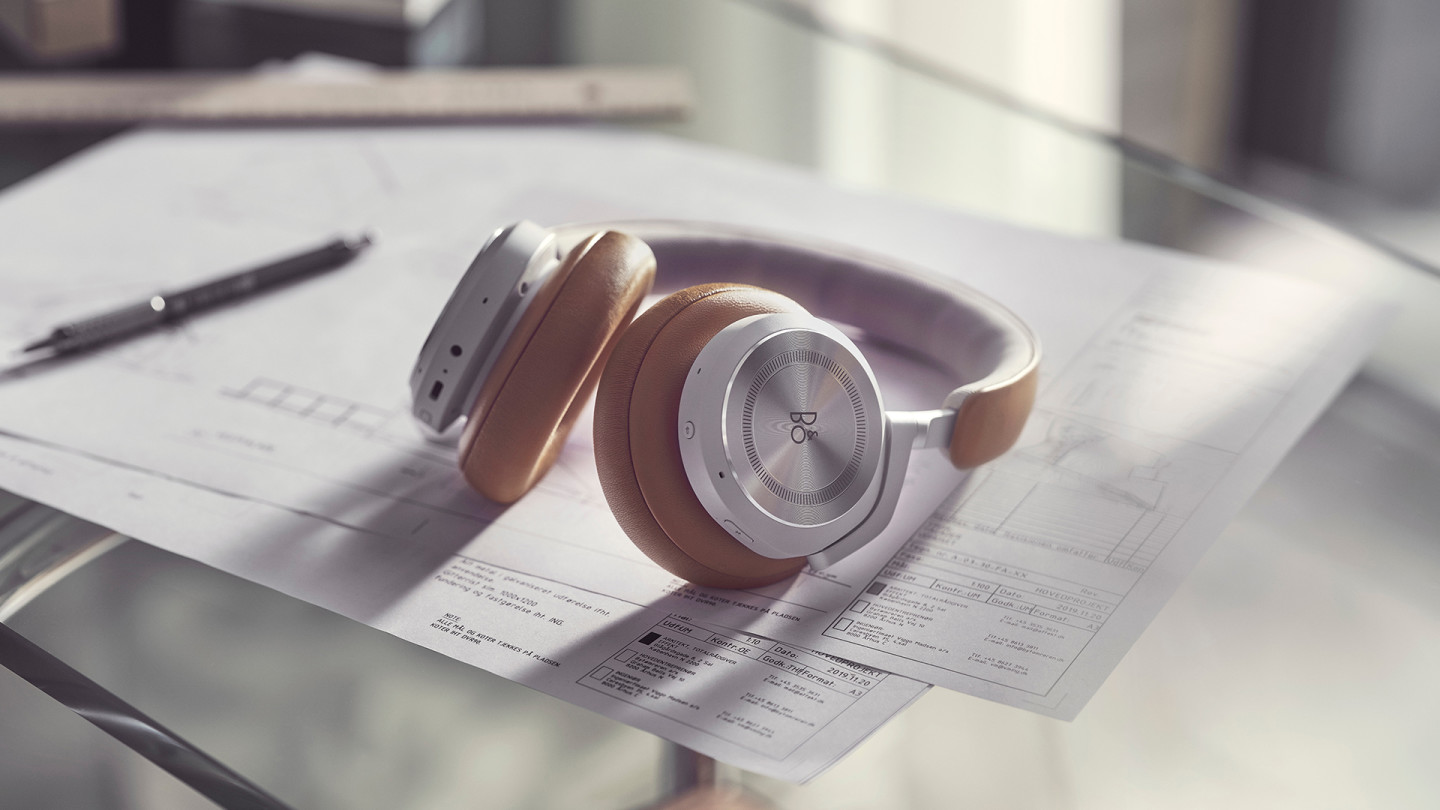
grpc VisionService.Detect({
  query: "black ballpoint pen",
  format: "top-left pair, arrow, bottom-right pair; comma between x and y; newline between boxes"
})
21,232 -> 373,355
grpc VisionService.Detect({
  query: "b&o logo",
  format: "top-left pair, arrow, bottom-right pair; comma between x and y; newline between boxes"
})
789,411 -> 818,444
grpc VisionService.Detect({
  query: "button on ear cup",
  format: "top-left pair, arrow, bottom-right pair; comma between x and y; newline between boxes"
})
459,231 -> 655,504
594,284 -> 811,589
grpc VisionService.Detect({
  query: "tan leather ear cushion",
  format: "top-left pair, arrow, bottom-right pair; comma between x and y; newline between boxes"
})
594,284 -> 811,589
460,231 -> 655,504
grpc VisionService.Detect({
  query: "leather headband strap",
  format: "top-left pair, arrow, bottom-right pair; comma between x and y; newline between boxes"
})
556,221 -> 1040,468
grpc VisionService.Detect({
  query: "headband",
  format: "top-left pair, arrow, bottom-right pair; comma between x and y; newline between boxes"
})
556,221 -> 1040,468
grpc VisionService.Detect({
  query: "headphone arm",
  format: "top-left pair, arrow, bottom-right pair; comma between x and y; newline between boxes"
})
805,407 -> 958,570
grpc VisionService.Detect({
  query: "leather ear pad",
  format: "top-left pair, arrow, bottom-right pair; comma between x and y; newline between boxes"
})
459,231 -> 655,504
594,284 -> 811,589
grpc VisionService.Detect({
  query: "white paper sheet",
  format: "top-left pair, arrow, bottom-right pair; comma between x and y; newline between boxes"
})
378,557 -> 929,783
0,433 -> 930,784
0,124 -> 1390,755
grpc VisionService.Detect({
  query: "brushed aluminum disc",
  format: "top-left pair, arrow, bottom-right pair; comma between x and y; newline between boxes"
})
724,329 -> 881,526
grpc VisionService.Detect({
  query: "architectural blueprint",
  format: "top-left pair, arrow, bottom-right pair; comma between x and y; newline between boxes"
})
0,125 -> 1390,763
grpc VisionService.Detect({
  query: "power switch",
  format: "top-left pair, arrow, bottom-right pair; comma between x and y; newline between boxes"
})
721,520 -> 754,546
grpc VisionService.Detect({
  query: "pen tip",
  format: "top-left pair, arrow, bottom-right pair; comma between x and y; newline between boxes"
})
21,335 -> 55,353
347,230 -> 376,251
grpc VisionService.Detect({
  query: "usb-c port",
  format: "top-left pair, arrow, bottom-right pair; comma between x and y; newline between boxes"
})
429,380 -> 444,400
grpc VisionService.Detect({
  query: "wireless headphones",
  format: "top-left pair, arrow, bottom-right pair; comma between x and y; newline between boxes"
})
411,221 -> 1039,589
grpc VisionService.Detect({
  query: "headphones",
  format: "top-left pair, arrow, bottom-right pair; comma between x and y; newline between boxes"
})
411,221 -> 1040,589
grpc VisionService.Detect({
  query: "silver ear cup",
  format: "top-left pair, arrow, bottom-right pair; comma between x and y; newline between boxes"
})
727,329 -> 881,527
409,221 -> 559,437
678,313 -> 887,559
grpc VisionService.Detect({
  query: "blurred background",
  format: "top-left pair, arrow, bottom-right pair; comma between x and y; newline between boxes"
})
3,1 -> 1439,808
5,0 -> 1440,262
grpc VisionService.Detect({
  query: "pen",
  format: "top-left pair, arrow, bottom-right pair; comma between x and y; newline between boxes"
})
22,232 -> 373,355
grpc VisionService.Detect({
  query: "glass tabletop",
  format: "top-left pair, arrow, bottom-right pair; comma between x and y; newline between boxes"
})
2,1 -> 1438,808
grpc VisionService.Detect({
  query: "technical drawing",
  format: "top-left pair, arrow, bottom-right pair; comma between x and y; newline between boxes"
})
221,376 -> 398,436
938,410 -> 1232,573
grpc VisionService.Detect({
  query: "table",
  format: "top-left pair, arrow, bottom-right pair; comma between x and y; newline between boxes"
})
3,1 -> 1439,807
